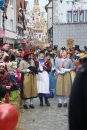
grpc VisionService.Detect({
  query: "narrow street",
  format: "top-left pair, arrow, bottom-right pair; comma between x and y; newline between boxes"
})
19,97 -> 68,130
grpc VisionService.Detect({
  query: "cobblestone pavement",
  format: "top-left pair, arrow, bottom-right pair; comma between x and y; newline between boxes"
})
19,97 -> 68,130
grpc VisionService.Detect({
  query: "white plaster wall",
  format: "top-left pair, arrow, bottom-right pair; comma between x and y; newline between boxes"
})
48,8 -> 52,29
57,0 -> 87,23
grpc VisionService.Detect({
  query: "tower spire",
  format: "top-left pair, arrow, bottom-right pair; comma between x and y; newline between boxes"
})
34,0 -> 39,4
34,0 -> 40,12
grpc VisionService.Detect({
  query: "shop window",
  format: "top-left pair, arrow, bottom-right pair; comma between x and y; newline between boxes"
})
0,38 -> 3,47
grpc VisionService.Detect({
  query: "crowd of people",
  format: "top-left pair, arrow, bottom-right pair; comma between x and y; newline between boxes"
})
0,43 -> 87,110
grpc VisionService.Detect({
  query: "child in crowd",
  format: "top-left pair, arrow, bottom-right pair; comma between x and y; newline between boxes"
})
7,61 -> 19,101
0,62 -> 13,103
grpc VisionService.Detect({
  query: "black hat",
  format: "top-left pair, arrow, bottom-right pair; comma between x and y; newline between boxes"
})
53,45 -> 58,50
46,52 -> 51,57
84,46 -> 87,51
75,45 -> 79,50
61,47 -> 66,50
39,50 -> 45,54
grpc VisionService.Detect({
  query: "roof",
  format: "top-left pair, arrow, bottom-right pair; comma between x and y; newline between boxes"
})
45,0 -> 52,12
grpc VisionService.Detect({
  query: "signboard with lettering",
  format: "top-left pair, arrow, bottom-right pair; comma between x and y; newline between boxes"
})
67,39 -> 74,48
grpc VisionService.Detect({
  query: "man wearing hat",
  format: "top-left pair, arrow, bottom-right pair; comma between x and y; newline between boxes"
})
84,46 -> 87,54
73,45 -> 80,60
36,50 -> 50,107
73,45 -> 81,67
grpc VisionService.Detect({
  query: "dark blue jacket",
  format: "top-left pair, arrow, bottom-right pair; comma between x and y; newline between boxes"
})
8,73 -> 19,91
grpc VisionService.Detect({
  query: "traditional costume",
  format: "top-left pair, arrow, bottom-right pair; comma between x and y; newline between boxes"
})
45,52 -> 56,97
67,49 -> 76,85
36,50 -> 50,106
56,56 -> 74,108
19,50 -> 37,109
0,62 -> 13,103
7,61 -> 19,101
73,45 -> 80,67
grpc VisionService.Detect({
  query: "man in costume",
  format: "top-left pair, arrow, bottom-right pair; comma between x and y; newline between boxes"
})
36,50 -> 50,107
19,50 -> 37,109
56,47 -> 74,108
73,45 -> 80,67
84,46 -> 87,54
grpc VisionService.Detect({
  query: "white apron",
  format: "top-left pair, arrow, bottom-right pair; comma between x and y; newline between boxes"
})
36,62 -> 50,94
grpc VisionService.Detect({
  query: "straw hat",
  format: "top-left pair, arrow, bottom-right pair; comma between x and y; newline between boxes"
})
79,53 -> 85,59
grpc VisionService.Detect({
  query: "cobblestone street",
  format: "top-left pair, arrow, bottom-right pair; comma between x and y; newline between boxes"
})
19,97 -> 68,130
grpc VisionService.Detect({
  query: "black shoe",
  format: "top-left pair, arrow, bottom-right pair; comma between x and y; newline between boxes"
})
52,91 -> 54,97
23,104 -> 28,109
29,104 -> 35,109
39,97 -> 43,107
58,103 -> 62,108
40,102 -> 43,107
45,97 -> 50,106
45,101 -> 50,106
64,103 -> 67,108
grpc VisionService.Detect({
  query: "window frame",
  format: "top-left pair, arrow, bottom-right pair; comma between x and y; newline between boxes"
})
10,0 -> 13,5
10,19 -> 13,31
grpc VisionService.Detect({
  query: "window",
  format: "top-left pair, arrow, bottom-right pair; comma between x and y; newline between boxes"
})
5,19 -> 7,29
73,11 -> 78,22
79,10 -> 84,22
67,10 -> 85,23
85,10 -> 87,21
39,34 -> 41,38
10,19 -> 13,31
10,0 -> 13,5
67,11 -> 72,23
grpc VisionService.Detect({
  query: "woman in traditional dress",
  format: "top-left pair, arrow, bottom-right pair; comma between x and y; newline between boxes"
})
36,50 -> 50,107
55,48 -> 74,108
19,50 -> 37,109
45,52 -> 56,97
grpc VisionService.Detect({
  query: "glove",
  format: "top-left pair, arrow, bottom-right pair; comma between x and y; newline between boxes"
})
27,69 -> 31,73
58,71 -> 61,74
39,66 -> 43,71
28,66 -> 38,74
66,69 -> 70,72
42,65 -> 47,70
52,68 -> 56,73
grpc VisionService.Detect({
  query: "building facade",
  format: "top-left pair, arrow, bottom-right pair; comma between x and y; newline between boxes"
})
45,0 -> 53,44
0,0 -> 16,47
53,0 -> 87,49
27,0 -> 48,46
16,0 -> 26,47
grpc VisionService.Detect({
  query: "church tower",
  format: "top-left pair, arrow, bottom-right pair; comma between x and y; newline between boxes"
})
34,0 -> 40,12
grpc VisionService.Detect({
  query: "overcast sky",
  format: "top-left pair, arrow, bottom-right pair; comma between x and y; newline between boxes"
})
27,0 -> 48,19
